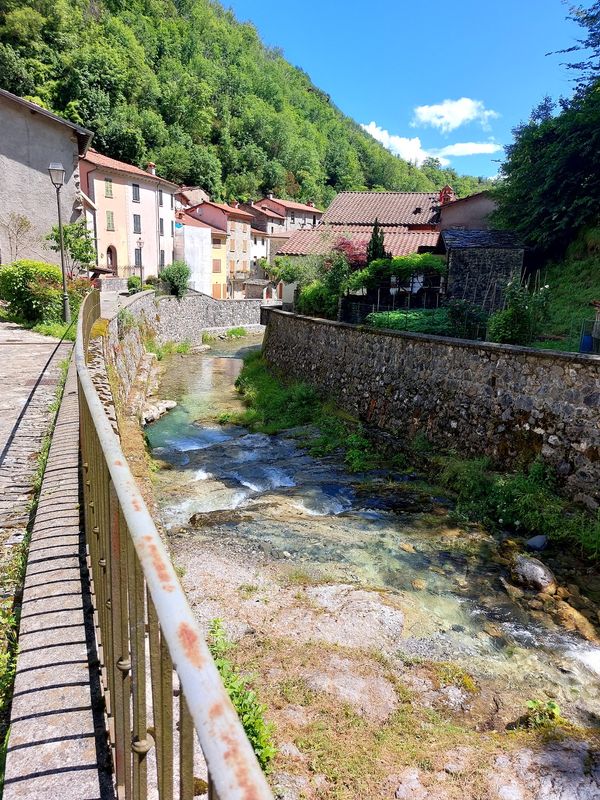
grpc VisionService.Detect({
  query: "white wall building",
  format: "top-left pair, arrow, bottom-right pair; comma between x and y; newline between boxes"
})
174,211 -> 212,294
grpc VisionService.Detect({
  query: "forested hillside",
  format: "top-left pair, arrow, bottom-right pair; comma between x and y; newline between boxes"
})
0,0 -> 487,203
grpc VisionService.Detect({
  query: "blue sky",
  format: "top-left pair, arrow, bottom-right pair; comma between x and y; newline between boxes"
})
224,0 -> 585,177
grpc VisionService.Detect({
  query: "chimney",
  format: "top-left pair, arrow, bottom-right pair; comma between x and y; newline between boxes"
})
439,185 -> 456,205
146,162 -> 156,175
308,201 -> 314,207
249,199 -> 254,206
267,192 -> 274,200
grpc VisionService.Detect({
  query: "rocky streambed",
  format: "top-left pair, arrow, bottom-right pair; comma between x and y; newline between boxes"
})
144,337 -> 600,800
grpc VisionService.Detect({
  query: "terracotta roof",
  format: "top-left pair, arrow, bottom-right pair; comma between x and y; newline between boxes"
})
203,201 -> 254,220
441,229 -> 523,249
256,197 -> 324,214
175,211 -> 225,235
322,191 -> 440,227
0,89 -> 93,155
248,204 -> 286,220
276,226 -> 440,258
83,149 -> 178,188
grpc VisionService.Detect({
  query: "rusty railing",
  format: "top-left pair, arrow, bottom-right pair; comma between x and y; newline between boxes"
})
75,290 -> 273,800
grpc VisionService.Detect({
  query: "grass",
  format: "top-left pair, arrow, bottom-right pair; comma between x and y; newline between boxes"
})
201,332 -> 216,344
433,454 -> 600,559
145,339 -> 191,360
533,230 -> 600,350
226,326 -> 247,338
0,307 -> 76,341
223,351 -> 385,473
0,356 -> 70,785
366,308 -> 453,336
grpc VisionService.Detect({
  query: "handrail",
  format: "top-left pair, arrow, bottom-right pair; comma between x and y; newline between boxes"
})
75,290 -> 273,800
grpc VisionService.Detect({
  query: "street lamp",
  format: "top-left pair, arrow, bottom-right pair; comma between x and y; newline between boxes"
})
136,237 -> 144,287
48,162 -> 70,324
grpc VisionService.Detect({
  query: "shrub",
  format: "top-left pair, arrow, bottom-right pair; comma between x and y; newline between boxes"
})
487,280 -> 550,345
144,275 -> 159,286
297,280 -> 338,319
445,299 -> 488,339
160,260 -> 190,298
366,308 -> 453,336
127,275 -> 141,293
208,620 -> 275,771
0,260 -> 61,321
486,307 -> 527,345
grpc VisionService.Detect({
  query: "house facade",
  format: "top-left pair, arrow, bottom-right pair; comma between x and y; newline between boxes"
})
173,211 -> 212,294
186,201 -> 253,299
439,191 -> 497,231
0,89 -> 92,265
80,150 -> 178,279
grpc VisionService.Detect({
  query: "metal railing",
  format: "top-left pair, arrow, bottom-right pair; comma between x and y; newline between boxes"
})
75,290 -> 273,800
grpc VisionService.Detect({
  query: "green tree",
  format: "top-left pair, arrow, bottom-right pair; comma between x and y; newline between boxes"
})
46,221 -> 96,277
366,219 -> 389,263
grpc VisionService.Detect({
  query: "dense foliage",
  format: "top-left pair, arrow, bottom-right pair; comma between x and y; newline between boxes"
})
159,260 -> 190,297
0,259 -> 89,322
486,280 -> 549,345
45,221 -> 96,277
495,2 -> 600,254
347,253 -> 446,292
0,0 -> 487,203
366,299 -> 489,339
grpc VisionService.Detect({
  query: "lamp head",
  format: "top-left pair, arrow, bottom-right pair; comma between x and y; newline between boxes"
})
48,162 -> 65,189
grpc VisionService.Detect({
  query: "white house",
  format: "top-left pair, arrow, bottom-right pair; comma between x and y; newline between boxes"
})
173,211 -> 212,294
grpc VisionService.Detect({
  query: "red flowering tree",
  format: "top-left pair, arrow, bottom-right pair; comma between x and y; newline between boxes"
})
332,236 -> 368,269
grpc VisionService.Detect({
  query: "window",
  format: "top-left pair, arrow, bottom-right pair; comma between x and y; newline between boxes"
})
242,239 -> 247,253
159,189 -> 163,206
134,248 -> 142,267
106,210 -> 115,231
242,260 -> 248,272
133,214 -> 141,234
253,237 -> 257,246
290,210 -> 295,224
132,183 -> 140,202
229,237 -> 235,251
261,238 -> 265,246
159,218 -> 164,236
104,178 -> 113,198
313,214 -> 317,226
170,194 -> 173,209
212,259 -> 221,273
229,259 -> 235,273
171,220 -> 174,237
212,237 -> 222,248
160,250 -> 165,268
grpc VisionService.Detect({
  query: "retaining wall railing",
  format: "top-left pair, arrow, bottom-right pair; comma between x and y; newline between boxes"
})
76,290 -> 273,800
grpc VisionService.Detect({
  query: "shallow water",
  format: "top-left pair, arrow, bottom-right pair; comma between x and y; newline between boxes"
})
147,338 -> 600,722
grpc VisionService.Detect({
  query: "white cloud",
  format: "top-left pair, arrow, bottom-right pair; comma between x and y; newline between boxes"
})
435,142 -> 503,158
360,121 -> 434,165
412,98 -> 499,133
361,121 -> 502,167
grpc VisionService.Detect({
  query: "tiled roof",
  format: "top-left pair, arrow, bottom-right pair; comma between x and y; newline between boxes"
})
176,211 -> 225,234
205,201 -> 254,220
83,149 -> 178,188
249,204 -> 286,220
276,226 -> 440,257
322,192 -> 440,227
256,197 -> 324,214
441,229 -> 523,249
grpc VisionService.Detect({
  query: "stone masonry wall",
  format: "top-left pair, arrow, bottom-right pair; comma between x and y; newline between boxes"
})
104,291 -> 158,408
155,294 -> 274,343
447,248 -> 523,311
262,309 -> 600,507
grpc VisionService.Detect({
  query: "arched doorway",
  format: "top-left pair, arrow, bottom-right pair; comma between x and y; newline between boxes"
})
106,246 -> 117,273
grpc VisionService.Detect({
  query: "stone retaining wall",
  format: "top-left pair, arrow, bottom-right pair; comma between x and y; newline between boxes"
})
155,294 -> 275,343
262,309 -> 600,507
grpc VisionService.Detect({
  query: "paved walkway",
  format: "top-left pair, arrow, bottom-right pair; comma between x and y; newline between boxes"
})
3,362 -> 113,799
0,321 -> 71,554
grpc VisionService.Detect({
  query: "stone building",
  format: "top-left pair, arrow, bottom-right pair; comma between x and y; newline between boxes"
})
440,229 -> 524,311
0,89 -> 93,265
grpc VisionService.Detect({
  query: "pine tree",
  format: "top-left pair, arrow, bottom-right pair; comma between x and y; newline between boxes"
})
366,218 -> 389,263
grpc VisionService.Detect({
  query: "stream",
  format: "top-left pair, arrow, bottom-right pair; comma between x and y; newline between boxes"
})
145,337 -> 600,732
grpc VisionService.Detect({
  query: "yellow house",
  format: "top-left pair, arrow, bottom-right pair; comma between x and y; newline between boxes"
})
210,228 -> 228,299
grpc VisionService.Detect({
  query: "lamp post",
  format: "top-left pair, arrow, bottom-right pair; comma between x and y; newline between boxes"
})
137,237 -> 144,287
48,162 -> 70,324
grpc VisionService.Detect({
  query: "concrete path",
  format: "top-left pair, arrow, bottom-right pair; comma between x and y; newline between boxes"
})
0,321 -> 71,553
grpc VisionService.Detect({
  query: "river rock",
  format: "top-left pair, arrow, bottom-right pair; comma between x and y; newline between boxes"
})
525,534 -> 548,551
511,555 -> 556,592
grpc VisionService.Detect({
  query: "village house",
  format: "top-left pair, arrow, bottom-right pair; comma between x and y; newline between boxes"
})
186,201 -> 253,299
0,89 -> 93,265
80,150 -> 178,280
240,196 -> 324,264
173,210 -> 229,299
439,190 -> 497,231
